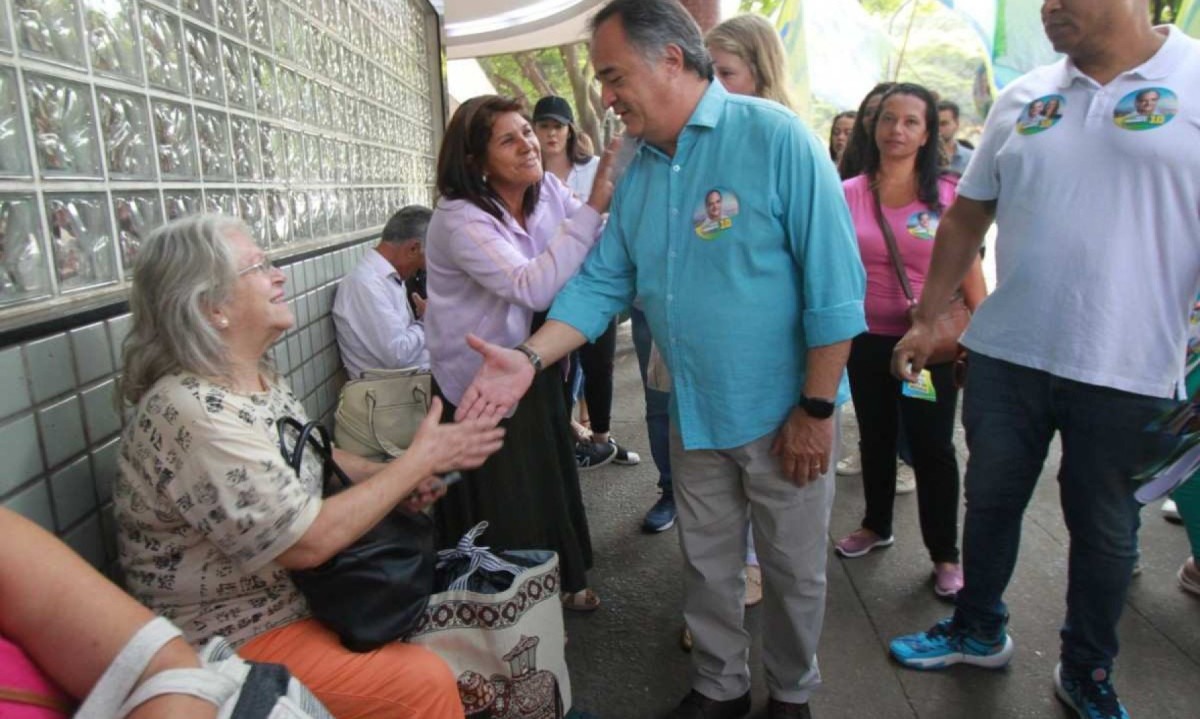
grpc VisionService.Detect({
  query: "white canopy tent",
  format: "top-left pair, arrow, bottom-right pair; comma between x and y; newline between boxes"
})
442,0 -> 610,60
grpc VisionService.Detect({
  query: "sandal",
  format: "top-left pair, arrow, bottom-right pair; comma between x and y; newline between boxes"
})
570,419 -> 593,443
561,588 -> 601,612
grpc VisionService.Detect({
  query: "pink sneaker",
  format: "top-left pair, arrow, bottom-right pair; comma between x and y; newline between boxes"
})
933,563 -> 964,598
835,529 -> 894,558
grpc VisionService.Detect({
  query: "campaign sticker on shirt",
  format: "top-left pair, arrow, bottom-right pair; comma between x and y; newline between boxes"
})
693,188 -> 740,240
907,210 -> 939,240
1016,94 -> 1066,136
1113,87 -> 1178,131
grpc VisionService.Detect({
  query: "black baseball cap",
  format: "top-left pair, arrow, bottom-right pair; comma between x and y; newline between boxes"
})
533,96 -> 573,125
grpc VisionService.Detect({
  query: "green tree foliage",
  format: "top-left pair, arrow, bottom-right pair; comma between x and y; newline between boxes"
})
476,44 -> 608,150
472,0 -> 1188,156
1153,0 -> 1184,23
860,0 -> 911,14
737,0 -> 785,18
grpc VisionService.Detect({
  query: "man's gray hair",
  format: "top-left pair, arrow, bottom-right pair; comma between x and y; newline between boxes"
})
382,205 -> 433,248
120,213 -> 263,404
590,0 -> 713,81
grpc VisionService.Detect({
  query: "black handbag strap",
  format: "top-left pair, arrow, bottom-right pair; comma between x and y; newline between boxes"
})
276,417 -> 353,491
229,663 -> 292,719
871,187 -> 918,307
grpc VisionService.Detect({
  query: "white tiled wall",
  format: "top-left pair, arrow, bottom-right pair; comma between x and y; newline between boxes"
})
0,237 -> 374,574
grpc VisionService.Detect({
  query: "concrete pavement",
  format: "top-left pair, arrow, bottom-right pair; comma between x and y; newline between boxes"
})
563,323 -> 1200,719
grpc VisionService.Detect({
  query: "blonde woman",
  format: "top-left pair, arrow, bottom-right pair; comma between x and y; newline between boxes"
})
706,13 -> 797,111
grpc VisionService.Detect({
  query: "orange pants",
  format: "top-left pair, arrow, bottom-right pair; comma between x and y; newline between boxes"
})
239,618 -> 464,719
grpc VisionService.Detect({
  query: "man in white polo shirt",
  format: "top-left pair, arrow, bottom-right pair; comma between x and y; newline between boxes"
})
333,205 -> 431,378
887,3 -> 1200,718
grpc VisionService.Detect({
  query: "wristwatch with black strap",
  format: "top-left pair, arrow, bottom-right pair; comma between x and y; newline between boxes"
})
798,394 -> 835,420
514,343 -> 543,373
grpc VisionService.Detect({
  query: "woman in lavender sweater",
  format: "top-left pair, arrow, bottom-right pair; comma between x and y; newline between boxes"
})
425,95 -> 616,611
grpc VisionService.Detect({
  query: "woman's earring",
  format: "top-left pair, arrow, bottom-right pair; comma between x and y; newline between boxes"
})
481,172 -> 489,184
216,316 -> 229,329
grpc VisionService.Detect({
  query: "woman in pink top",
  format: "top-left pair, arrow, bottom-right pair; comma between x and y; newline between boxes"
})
834,83 -> 987,599
425,95 -> 615,610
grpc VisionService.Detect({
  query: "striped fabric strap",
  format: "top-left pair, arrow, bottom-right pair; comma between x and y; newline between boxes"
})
0,686 -> 74,713
436,521 -> 524,591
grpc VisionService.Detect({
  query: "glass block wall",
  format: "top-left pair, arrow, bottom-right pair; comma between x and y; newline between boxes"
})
0,0 -> 443,565
0,0 -> 441,317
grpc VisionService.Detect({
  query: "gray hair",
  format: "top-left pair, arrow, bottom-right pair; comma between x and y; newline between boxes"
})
381,205 -> 432,248
120,213 -> 259,404
591,0 -> 713,81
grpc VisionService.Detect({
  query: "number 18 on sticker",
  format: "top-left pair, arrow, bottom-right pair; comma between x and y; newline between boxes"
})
901,369 -> 937,402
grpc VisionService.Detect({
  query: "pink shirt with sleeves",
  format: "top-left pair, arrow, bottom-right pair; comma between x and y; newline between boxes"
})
842,174 -> 958,336
425,172 -> 603,405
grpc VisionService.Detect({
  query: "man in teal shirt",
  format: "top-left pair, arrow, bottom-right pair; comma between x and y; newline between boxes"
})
456,1 -> 864,716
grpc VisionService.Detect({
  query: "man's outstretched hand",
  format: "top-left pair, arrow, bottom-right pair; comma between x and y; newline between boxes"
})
454,333 -> 537,423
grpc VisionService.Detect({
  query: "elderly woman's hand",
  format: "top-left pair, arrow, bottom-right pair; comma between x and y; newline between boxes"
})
407,397 -> 506,476
400,475 -> 448,513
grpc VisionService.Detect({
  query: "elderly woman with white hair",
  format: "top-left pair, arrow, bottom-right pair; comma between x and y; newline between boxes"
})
114,214 -> 504,719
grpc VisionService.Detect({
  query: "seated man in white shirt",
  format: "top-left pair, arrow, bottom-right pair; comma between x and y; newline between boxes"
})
333,205 -> 431,378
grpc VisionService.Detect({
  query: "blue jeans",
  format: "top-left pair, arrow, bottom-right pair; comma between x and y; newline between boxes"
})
953,354 -> 1174,675
630,307 -> 672,494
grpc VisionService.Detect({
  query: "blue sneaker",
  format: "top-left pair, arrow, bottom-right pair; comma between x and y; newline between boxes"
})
642,492 -> 676,533
576,440 -> 617,471
889,616 -> 1014,670
1054,663 -> 1130,719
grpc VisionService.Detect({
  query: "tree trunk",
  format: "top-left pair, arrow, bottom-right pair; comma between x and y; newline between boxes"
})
559,43 -> 603,152
680,0 -> 721,33
479,59 -> 530,107
514,51 -> 556,98
589,87 -> 609,144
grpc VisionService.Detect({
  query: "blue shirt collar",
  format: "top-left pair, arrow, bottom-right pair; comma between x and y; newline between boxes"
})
636,80 -> 724,160
686,79 -> 726,129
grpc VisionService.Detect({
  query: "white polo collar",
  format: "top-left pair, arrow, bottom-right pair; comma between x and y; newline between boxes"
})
1055,25 -> 1185,89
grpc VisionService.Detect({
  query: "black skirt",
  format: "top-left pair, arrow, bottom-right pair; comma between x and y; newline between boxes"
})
433,367 -> 594,593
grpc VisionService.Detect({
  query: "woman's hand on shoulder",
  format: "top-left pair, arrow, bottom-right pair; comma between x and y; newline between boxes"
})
586,136 -> 624,215
406,396 -> 506,476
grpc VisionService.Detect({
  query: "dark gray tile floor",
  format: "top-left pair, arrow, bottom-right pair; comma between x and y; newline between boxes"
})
565,324 -> 1200,719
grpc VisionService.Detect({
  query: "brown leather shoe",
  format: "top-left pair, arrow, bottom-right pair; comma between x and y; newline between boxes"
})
665,690 -> 751,719
767,698 -> 812,718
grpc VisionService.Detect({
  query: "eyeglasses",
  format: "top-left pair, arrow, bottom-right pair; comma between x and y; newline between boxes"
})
237,256 -> 276,276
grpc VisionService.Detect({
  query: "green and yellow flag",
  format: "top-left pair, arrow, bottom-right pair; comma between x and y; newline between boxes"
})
1179,0 -> 1200,38
775,0 -> 811,120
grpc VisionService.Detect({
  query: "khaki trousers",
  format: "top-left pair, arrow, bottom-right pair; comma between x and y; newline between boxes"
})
672,413 -> 838,704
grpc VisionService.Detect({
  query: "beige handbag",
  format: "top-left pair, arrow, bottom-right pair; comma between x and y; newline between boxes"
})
334,367 -> 431,460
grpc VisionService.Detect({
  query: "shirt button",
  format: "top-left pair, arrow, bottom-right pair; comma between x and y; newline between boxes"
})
667,294 -> 674,301
670,208 -> 678,216
672,164 -> 681,172
669,251 -> 677,258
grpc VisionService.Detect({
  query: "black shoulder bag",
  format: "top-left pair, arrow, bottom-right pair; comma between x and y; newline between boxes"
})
276,417 -> 435,652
